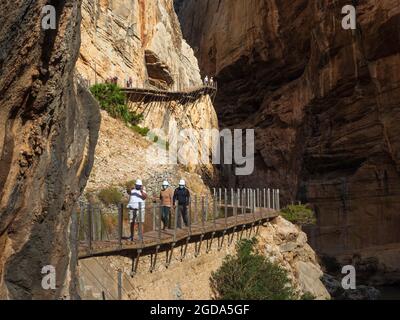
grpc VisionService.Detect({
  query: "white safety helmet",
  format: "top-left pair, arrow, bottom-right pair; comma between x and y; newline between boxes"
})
136,179 -> 143,186
179,179 -> 186,186
162,180 -> 169,187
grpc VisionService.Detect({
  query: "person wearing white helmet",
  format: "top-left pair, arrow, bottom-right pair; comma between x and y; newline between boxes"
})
127,179 -> 147,241
159,180 -> 173,230
173,179 -> 191,229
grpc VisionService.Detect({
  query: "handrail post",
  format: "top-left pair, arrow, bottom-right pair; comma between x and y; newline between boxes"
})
205,195 -> 209,222
188,197 -> 192,236
194,194 -> 198,225
235,189 -> 238,224
87,203 -> 92,251
138,203 -> 144,245
213,194 -> 217,229
263,188 -> 266,208
242,189 -> 246,217
152,204 -> 156,231
272,189 -> 276,210
224,189 -> 228,227
174,201 -> 179,242
267,188 -> 271,209
158,204 -> 162,244
118,203 -> 123,247
202,196 -> 206,231
277,189 -> 280,211
253,191 -> 256,220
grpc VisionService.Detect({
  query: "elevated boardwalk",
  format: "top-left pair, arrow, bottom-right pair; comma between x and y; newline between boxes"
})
76,187 -> 281,274
78,207 -> 278,260
121,84 -> 217,103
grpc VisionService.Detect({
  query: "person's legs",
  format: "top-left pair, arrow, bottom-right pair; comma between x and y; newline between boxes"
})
182,205 -> 189,227
161,207 -> 169,230
129,209 -> 137,241
177,205 -> 183,229
164,207 -> 170,230
137,208 -> 144,240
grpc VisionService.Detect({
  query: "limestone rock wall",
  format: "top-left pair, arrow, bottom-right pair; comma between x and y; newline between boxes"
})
0,1 -> 100,299
177,0 -> 400,261
77,0 -> 202,89
78,217 -> 330,300
127,94 -> 219,176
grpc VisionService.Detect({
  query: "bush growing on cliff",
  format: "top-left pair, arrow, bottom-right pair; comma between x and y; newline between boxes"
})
90,83 -> 143,125
98,187 -> 123,206
281,204 -> 316,225
210,238 -> 296,300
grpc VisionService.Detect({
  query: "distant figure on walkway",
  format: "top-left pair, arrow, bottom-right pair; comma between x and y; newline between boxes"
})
128,77 -> 133,88
160,180 -> 174,230
127,179 -> 147,241
173,180 -> 191,229
210,77 -> 214,87
204,75 -> 209,86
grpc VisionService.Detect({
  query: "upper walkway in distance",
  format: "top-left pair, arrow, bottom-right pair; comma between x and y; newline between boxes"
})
121,83 -> 218,102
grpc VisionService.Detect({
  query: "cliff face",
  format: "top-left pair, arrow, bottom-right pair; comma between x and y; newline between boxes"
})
0,1 -> 100,299
78,217 -> 330,300
78,0 -> 218,183
177,0 -> 400,261
77,0 -> 202,89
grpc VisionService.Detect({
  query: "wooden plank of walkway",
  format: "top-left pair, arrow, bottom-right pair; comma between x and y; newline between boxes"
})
78,207 -> 278,259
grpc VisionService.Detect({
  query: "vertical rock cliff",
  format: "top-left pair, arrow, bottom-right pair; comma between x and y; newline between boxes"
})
77,0 -> 202,89
78,0 -> 219,184
177,0 -> 400,265
0,1 -> 100,299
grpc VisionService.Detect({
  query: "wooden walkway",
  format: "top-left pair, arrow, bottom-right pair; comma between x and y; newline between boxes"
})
121,84 -> 217,102
78,207 -> 278,260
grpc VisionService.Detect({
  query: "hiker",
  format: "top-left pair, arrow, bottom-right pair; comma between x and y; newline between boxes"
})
173,180 -> 190,229
204,75 -> 209,86
127,179 -> 147,241
210,77 -> 214,87
159,180 -> 173,230
128,77 -> 133,88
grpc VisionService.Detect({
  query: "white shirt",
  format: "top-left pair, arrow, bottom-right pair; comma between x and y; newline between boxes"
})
127,188 -> 146,210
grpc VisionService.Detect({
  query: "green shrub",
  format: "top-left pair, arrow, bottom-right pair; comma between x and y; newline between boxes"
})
210,238 -> 296,300
90,83 -> 143,126
132,125 -> 150,136
281,204 -> 316,225
301,292 -> 316,300
98,187 -> 123,206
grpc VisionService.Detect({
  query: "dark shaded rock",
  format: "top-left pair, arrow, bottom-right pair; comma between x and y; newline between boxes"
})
177,0 -> 400,269
0,0 -> 100,299
145,50 -> 174,90
322,274 -> 381,300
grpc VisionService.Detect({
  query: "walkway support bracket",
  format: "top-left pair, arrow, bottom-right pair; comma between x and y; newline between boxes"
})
150,245 -> 160,273
165,242 -> 176,268
195,234 -> 204,257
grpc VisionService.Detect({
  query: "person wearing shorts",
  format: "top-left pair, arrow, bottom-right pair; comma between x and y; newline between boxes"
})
127,179 -> 147,241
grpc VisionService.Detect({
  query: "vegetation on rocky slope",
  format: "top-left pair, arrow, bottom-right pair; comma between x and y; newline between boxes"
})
210,238 -> 297,300
281,204 -> 316,225
90,83 -> 151,136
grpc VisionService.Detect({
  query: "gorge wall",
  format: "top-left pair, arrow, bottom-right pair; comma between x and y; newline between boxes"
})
176,0 -> 400,268
77,0 -> 202,89
0,1 -> 100,299
78,0 -> 219,190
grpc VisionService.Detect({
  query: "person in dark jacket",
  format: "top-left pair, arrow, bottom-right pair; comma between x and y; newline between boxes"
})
173,180 -> 190,228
